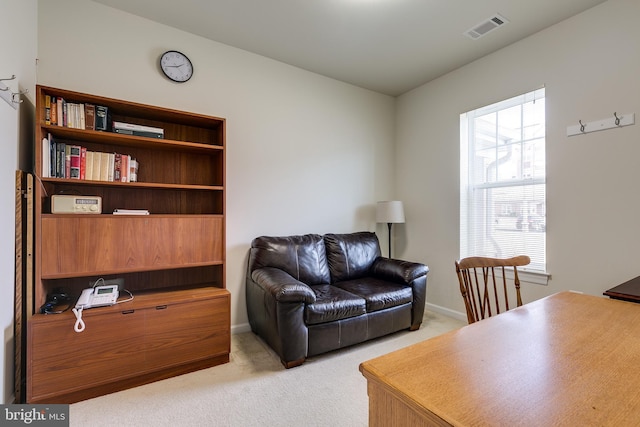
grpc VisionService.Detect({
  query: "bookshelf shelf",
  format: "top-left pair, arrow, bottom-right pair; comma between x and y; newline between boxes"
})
28,85 -> 229,404
41,177 -> 224,191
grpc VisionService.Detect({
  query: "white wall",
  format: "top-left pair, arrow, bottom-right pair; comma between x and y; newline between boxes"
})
36,0 -> 396,331
396,0 -> 640,314
1,0 -> 37,404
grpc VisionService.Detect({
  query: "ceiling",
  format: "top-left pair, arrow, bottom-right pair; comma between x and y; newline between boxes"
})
92,0 -> 608,96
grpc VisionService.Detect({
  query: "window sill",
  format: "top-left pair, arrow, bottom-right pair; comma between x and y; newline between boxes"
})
496,268 -> 550,286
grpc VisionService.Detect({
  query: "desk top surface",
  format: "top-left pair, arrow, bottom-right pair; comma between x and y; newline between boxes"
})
359,292 -> 640,426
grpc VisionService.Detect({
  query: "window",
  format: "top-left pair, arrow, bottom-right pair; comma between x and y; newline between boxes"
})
460,88 -> 546,274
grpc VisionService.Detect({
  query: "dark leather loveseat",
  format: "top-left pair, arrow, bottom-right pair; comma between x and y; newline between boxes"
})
246,231 -> 429,368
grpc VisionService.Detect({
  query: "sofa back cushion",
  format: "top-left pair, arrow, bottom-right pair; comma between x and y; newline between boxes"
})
324,232 -> 381,283
249,234 -> 331,285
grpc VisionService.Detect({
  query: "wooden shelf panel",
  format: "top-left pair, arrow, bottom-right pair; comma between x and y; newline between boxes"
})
41,177 -> 223,191
41,125 -> 224,152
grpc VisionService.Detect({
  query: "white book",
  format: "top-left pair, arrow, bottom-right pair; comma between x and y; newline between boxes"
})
108,153 -> 115,182
42,137 -> 50,177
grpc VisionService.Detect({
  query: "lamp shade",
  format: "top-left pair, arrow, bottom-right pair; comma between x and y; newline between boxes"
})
376,201 -> 405,224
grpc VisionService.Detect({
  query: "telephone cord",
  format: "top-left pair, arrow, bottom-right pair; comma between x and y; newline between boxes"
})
72,307 -> 86,332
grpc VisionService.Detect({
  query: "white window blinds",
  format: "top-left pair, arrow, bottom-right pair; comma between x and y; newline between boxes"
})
460,88 -> 546,273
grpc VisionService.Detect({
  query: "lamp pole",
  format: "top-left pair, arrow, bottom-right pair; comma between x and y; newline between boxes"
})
387,222 -> 393,259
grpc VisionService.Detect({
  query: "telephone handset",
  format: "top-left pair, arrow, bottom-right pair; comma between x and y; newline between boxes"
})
72,284 -> 119,332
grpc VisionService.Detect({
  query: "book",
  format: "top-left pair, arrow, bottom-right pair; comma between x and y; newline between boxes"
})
48,133 -> 56,177
113,153 -> 121,182
95,105 -> 110,131
113,209 -> 149,215
129,158 -> 139,182
79,104 -> 86,129
85,151 -> 94,181
99,152 -> 110,181
107,153 -> 115,182
69,145 -> 81,179
92,151 -> 102,181
85,104 -> 95,130
42,137 -> 50,177
56,142 -> 65,178
120,154 -> 129,182
65,145 -> 71,178
44,95 -> 51,125
56,97 -> 63,127
80,147 -> 87,180
50,96 -> 57,126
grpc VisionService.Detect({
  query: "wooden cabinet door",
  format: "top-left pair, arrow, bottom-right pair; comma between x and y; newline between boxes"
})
40,216 -> 224,277
144,295 -> 230,370
28,309 -> 145,402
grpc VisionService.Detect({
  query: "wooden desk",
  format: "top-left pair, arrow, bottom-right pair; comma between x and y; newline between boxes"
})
359,292 -> 640,426
604,275 -> 640,303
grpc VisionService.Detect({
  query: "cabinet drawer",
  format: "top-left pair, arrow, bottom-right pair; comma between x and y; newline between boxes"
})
41,216 -> 223,277
29,309 -> 145,400
145,295 -> 230,369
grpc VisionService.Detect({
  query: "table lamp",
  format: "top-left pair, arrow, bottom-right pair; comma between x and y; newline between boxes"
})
376,201 -> 405,258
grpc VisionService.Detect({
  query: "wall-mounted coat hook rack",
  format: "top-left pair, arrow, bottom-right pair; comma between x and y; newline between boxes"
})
0,75 -> 18,109
567,112 -> 635,137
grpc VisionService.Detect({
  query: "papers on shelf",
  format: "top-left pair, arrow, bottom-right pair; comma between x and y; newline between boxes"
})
113,209 -> 149,215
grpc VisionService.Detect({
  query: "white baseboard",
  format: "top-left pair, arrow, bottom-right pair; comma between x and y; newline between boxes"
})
231,322 -> 252,334
426,302 -> 467,322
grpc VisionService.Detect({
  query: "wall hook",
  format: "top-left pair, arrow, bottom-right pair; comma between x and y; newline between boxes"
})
614,112 -> 621,126
0,75 -> 16,82
11,89 -> 28,104
579,120 -> 586,133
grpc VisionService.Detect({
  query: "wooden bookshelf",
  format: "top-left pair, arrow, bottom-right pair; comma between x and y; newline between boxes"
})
27,85 -> 229,403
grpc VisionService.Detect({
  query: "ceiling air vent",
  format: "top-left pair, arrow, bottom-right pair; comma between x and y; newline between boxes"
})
464,14 -> 509,40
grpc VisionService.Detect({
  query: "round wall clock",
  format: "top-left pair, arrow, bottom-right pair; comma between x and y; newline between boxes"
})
159,50 -> 194,83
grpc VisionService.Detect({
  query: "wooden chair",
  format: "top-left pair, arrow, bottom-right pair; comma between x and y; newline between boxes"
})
455,255 -> 531,324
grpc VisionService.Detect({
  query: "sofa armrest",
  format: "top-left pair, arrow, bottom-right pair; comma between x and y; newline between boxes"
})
251,267 -> 316,304
371,258 -> 429,285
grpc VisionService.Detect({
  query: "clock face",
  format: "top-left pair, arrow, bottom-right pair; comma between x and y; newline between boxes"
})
160,50 -> 193,83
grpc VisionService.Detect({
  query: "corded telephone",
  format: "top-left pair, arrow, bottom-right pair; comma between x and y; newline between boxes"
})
76,284 -> 119,309
72,284 -> 119,333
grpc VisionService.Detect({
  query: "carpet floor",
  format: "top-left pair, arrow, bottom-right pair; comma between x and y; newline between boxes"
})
70,310 -> 465,427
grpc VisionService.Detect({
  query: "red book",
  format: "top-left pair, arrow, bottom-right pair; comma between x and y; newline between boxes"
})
80,147 -> 87,180
120,154 -> 129,182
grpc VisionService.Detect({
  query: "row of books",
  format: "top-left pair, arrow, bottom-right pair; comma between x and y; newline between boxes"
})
44,95 -> 109,131
42,133 -> 139,182
44,95 -> 164,139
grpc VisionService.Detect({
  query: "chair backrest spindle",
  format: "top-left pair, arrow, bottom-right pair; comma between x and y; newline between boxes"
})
455,256 -> 530,324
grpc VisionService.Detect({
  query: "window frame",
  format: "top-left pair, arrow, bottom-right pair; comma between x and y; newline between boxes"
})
460,88 -> 549,283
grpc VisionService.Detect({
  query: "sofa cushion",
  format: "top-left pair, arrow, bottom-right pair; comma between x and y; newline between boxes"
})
249,234 -> 331,285
305,285 -> 366,325
324,232 -> 381,283
335,277 -> 413,312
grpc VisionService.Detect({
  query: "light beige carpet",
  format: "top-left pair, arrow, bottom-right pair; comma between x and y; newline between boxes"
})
70,311 -> 465,427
